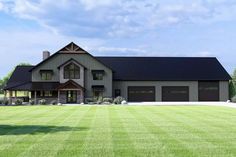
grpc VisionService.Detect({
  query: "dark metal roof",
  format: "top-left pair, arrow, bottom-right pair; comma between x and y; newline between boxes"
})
5,57 -> 231,91
96,57 -> 231,81
4,66 -> 33,90
31,82 -> 60,90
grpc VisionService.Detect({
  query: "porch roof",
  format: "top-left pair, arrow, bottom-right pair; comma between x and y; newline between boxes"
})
57,80 -> 84,90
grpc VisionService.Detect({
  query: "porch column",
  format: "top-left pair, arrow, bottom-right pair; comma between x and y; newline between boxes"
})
34,91 -> 37,105
14,91 -> 17,102
58,90 -> 60,104
4,90 -> 6,99
9,91 -> 12,105
80,90 -> 84,103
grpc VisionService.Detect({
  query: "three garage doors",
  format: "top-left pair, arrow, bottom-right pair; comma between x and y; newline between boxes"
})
127,81 -> 219,102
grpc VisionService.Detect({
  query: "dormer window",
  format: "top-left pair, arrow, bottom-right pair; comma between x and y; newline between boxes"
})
40,70 -> 53,80
64,63 -> 80,79
92,70 -> 105,80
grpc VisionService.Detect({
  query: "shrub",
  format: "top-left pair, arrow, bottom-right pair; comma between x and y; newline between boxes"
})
51,100 -> 57,105
231,95 -> 236,103
39,99 -> 47,105
229,81 -> 236,99
85,98 -> 95,104
113,96 -> 125,104
103,98 -> 113,104
29,100 -> 35,105
15,99 -> 23,105
0,97 -> 4,105
3,99 -> 9,105
96,97 -> 103,104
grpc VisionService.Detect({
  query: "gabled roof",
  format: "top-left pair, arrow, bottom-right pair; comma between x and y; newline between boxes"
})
58,42 -> 87,54
96,57 -> 231,81
57,80 -> 84,90
5,56 -> 231,91
57,58 -> 87,69
30,42 -> 112,71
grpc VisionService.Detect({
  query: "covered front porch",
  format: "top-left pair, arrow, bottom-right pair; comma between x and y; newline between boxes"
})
5,80 -> 84,105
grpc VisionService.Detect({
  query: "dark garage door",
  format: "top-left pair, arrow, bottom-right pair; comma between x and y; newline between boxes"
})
162,86 -> 189,102
199,81 -> 219,101
128,86 -> 155,102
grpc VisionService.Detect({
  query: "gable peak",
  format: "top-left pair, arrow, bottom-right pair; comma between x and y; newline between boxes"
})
58,42 -> 87,54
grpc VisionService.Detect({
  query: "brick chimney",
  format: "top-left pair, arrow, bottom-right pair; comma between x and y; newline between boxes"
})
43,51 -> 50,60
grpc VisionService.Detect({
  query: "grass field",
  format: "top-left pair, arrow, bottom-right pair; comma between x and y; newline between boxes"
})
0,105 -> 236,157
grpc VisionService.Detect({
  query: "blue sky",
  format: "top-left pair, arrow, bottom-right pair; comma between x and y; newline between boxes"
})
0,0 -> 236,78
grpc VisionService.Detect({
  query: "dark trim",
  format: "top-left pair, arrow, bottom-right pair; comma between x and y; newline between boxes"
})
91,70 -> 105,74
39,69 -> 53,73
92,85 -> 104,88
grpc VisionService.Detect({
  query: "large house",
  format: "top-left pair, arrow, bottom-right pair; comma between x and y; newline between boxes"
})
4,42 -> 231,104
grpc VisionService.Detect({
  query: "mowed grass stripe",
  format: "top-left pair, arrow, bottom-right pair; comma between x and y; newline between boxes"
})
127,106 -> 199,157
0,106 -> 55,125
108,106 -> 137,157
80,106 -> 114,157
118,106 -> 175,157
163,106 -> 236,156
0,107 -> 76,157
57,106 -> 97,157
1,106 -> 236,157
143,106 -> 235,157
39,106 -> 92,157
0,107 -> 58,151
16,106 -> 89,157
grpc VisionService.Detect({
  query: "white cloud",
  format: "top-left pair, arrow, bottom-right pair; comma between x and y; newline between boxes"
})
1,0 -> 236,38
80,0 -> 116,10
0,2 -> 3,10
0,28 -> 105,77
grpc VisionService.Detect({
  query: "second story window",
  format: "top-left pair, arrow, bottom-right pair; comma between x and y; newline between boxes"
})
64,63 -> 80,79
92,70 -> 105,80
40,70 -> 53,80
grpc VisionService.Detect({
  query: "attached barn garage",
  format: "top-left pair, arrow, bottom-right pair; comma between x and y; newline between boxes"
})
198,81 -> 219,101
128,86 -> 155,102
162,86 -> 189,102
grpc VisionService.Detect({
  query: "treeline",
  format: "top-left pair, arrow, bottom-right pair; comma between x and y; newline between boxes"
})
230,69 -> 236,99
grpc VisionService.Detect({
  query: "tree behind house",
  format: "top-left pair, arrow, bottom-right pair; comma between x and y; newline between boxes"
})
229,69 -> 236,99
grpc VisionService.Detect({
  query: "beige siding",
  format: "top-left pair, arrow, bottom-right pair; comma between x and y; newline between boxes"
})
219,81 -> 229,101
114,81 -> 229,102
113,81 -> 199,101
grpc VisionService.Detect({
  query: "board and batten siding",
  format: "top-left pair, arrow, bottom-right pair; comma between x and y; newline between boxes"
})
32,53 -> 113,98
113,81 -> 229,102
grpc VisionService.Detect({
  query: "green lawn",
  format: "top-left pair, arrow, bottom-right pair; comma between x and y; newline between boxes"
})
0,105 -> 236,157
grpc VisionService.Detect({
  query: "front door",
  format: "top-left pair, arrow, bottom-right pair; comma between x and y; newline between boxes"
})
67,90 -> 77,103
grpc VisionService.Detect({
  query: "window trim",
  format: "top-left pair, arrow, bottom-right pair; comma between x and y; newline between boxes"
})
41,71 -> 52,80
92,73 -> 104,80
64,63 -> 80,79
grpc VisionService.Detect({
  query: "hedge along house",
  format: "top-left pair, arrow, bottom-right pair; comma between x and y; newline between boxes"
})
4,42 -> 231,104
